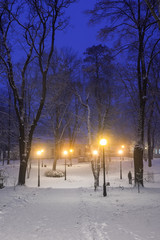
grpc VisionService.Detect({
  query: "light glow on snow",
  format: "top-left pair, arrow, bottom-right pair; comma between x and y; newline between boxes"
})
0,158 -> 160,239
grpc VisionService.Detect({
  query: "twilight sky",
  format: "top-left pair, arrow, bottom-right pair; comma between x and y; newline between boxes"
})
55,0 -> 102,55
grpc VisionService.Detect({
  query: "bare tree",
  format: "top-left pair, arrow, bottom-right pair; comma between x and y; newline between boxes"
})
88,0 -> 160,186
83,44 -> 114,137
146,54 -> 160,166
0,86 -> 18,163
72,45 -> 115,190
144,0 -> 160,29
44,48 -> 81,170
0,0 -> 76,185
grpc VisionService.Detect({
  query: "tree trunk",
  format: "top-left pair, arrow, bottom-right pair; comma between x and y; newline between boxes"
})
147,102 -> 154,167
147,122 -> 152,167
53,157 -> 58,171
52,142 -> 59,171
134,101 -> 145,187
7,88 -> 11,165
134,145 -> 144,186
133,1 -> 147,187
91,157 -> 100,191
18,160 -> 27,185
18,124 -> 26,184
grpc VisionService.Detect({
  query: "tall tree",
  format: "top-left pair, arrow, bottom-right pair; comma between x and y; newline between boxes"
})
146,54 -> 160,166
83,44 -> 114,138
88,0 -> 160,186
74,44 -> 115,189
0,0 -> 76,185
44,48 -> 81,170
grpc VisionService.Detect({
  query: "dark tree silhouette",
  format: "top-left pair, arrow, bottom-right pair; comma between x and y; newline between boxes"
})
0,0 -> 76,185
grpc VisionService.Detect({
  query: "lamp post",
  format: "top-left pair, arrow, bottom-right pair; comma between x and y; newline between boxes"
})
118,149 -> 123,179
69,149 -> 73,166
41,149 -> 44,167
100,138 -> 107,197
63,150 -> 68,180
37,150 -> 42,187
121,145 -> 125,160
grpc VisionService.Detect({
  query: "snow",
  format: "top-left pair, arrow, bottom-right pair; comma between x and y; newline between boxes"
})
0,157 -> 160,240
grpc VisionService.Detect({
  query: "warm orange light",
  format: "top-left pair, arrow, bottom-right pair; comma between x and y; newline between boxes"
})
63,150 -> 68,155
100,139 -> 107,146
118,149 -> 123,155
93,150 -> 98,155
121,145 -> 125,149
37,150 -> 42,156
69,149 -> 73,153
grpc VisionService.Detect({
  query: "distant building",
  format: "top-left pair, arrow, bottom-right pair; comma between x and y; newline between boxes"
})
153,148 -> 160,158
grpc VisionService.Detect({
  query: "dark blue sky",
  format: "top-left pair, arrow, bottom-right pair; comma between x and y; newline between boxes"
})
55,0 -> 102,55
12,0 -> 104,63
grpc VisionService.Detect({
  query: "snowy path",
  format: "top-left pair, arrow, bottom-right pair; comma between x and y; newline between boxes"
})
0,187 -> 82,240
0,159 -> 160,239
0,186 -> 160,240
78,187 -> 160,240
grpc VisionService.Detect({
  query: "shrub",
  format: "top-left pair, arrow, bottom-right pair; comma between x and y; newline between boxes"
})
45,170 -> 64,178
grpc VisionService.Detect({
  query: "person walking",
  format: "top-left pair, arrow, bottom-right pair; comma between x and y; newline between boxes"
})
128,171 -> 132,184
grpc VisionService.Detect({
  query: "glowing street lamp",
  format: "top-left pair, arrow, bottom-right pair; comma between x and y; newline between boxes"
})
93,150 -> 98,156
100,138 -> 107,197
37,150 -> 42,155
118,149 -> 123,179
100,139 -> 107,146
118,149 -> 123,155
63,150 -> 68,180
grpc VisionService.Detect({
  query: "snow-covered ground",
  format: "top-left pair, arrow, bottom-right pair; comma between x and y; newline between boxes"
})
0,157 -> 160,240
